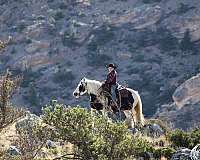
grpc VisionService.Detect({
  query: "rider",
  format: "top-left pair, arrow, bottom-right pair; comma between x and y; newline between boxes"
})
104,63 -> 118,105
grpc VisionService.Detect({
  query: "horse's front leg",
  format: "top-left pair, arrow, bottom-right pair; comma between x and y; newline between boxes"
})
90,108 -> 95,131
102,98 -> 114,122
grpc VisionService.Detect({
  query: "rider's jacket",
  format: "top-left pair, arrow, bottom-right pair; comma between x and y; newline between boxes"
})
105,70 -> 117,87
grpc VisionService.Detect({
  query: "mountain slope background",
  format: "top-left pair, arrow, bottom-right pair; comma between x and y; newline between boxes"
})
1,0 -> 200,129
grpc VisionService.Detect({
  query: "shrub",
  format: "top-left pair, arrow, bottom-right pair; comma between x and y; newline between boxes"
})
158,29 -> 179,51
180,29 -> 196,52
21,67 -> 40,88
0,106 -> 25,131
14,116 -> 53,160
62,31 -> 78,48
52,69 -> 75,87
168,128 -> 200,149
42,102 -> 154,159
0,70 -> 22,127
87,24 -> 115,52
53,10 -> 65,21
59,2 -> 68,9
0,55 -> 10,65
177,3 -> 195,15
86,52 -> 112,67
154,147 -> 175,159
23,83 -> 40,107
17,22 -> 26,33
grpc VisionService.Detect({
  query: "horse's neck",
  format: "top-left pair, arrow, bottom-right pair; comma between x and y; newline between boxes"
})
86,80 -> 102,95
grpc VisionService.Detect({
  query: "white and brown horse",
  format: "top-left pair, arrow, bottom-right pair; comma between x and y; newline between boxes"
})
73,77 -> 145,127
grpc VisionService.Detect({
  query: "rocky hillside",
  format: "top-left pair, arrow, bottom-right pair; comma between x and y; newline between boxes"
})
1,0 -> 200,128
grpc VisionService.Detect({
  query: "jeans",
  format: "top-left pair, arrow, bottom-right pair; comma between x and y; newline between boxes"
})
111,85 -> 117,101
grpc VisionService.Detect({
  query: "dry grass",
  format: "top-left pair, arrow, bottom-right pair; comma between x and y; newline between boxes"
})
0,121 -> 18,150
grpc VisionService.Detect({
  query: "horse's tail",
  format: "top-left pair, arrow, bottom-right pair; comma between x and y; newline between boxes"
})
134,93 -> 145,126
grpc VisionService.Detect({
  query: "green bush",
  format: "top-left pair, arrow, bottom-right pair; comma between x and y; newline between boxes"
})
14,117 -> 52,160
177,3 -> 195,15
23,83 -> 39,107
168,128 -> 200,149
86,52 -> 112,67
154,147 -> 175,159
158,30 -> 179,51
21,67 -> 41,88
180,29 -> 196,52
53,10 -> 65,21
42,102 -> 154,160
87,24 -> 115,52
53,69 -> 75,86
62,31 -> 78,48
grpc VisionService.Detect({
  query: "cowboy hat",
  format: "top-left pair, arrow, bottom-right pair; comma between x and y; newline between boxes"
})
106,63 -> 117,69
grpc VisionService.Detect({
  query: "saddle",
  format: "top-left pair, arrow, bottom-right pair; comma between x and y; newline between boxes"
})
101,83 -> 134,111
116,85 -> 129,98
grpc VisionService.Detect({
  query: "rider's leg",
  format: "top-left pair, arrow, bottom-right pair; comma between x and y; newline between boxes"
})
111,85 -> 117,101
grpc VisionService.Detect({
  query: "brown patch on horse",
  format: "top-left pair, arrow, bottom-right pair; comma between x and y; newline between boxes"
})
90,94 -> 103,110
117,89 -> 134,110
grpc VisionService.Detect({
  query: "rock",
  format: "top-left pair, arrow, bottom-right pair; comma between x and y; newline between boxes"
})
156,101 -> 200,130
171,148 -> 191,160
129,127 -> 138,134
46,140 -> 57,149
110,5 -> 162,29
142,123 -> 165,138
155,73 -> 200,129
173,74 -> 200,109
190,144 -> 200,160
14,50 -> 65,72
25,41 -> 50,54
7,145 -> 21,156
117,52 -> 132,59
140,152 -> 154,159
15,112 -> 41,131
76,0 -> 91,6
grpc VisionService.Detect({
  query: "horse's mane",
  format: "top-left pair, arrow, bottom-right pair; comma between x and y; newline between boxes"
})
84,78 -> 102,94
85,78 -> 102,86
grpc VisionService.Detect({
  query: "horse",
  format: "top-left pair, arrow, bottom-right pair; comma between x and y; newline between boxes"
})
73,77 -> 145,127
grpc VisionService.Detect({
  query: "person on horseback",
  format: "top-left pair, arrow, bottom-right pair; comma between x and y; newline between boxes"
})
104,63 -> 118,105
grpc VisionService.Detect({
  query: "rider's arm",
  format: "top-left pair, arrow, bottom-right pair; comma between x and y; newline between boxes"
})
105,71 -> 116,84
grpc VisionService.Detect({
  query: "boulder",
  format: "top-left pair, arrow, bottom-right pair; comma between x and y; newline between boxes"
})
46,140 -> 57,149
7,145 -> 21,156
173,74 -> 200,109
171,148 -> 191,160
15,112 -> 41,131
190,144 -> 200,160
142,123 -> 165,138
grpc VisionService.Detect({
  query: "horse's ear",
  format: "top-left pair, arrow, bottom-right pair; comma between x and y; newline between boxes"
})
83,77 -> 86,82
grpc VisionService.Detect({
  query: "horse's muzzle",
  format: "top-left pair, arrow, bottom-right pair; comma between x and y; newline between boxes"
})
73,92 -> 80,98
73,92 -> 78,96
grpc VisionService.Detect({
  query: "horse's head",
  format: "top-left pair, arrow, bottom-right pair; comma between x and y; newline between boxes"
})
73,77 -> 88,98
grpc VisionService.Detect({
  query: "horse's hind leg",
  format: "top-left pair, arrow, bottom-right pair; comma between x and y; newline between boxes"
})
124,110 -> 136,128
